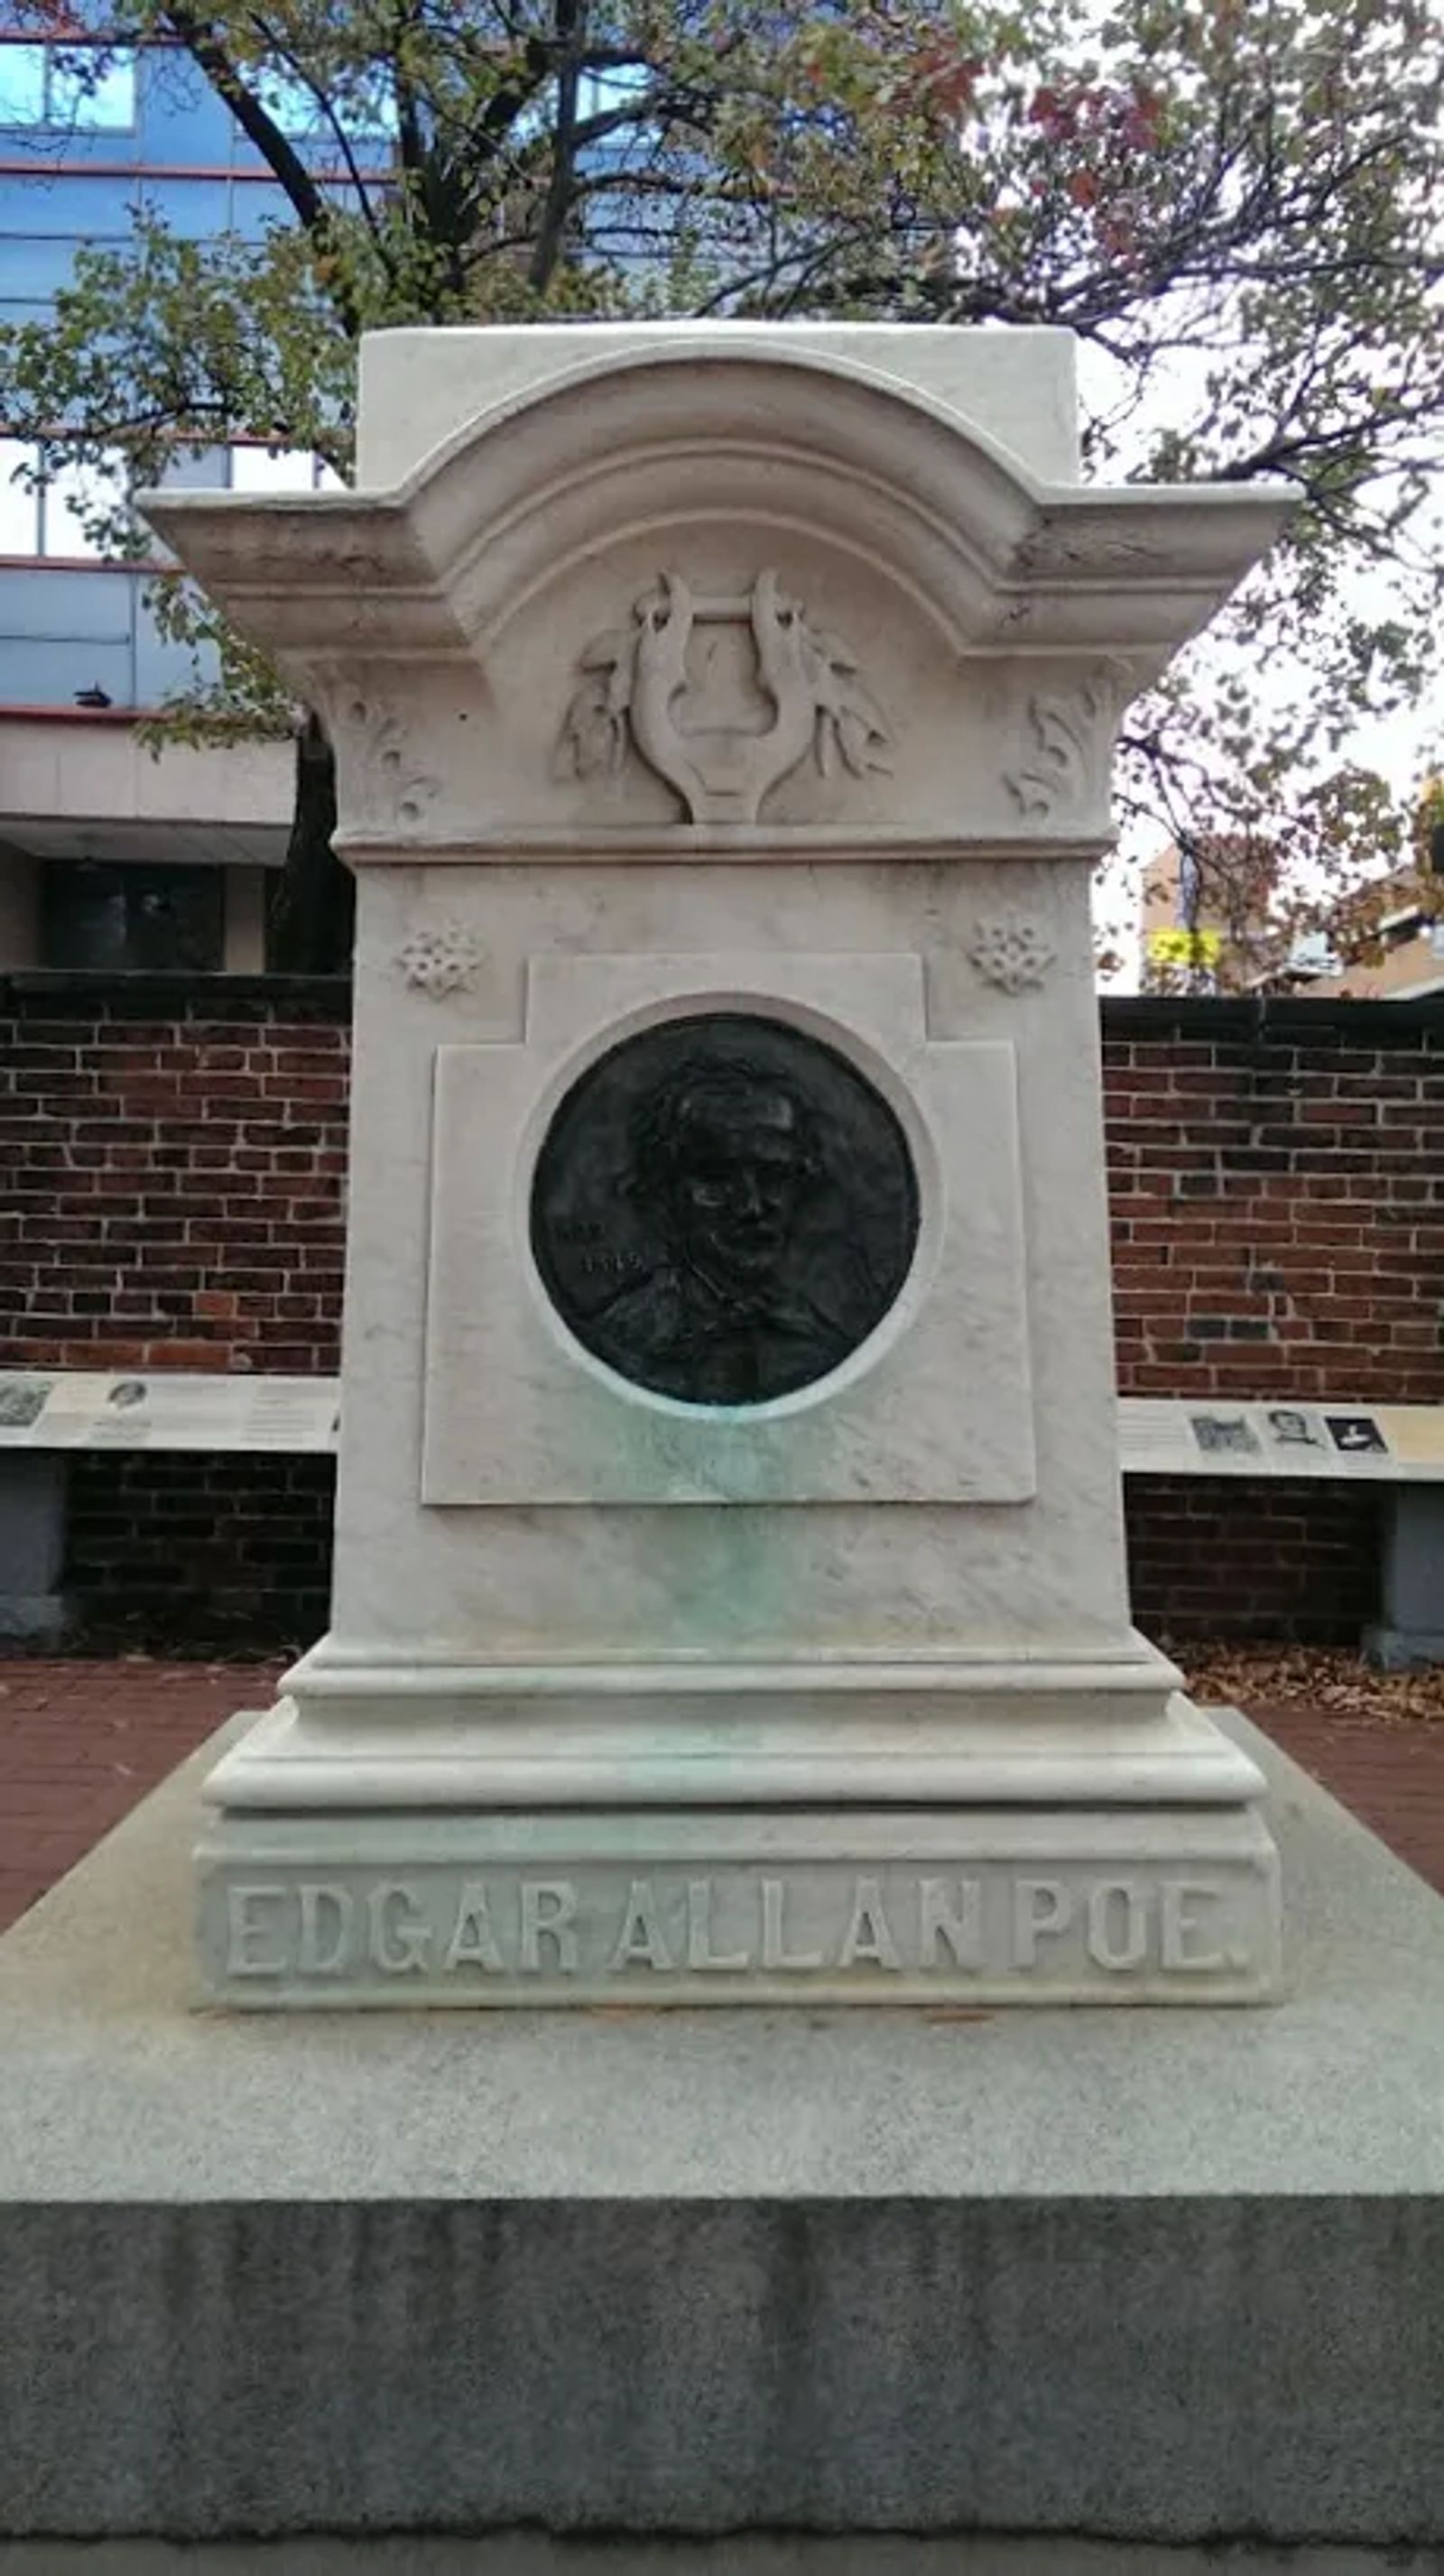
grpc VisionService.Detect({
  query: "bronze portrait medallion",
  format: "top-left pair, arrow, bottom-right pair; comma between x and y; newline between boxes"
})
530,1012 -> 919,1406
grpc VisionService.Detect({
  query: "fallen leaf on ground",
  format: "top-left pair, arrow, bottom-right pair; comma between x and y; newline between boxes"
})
1179,1644 -> 1444,1728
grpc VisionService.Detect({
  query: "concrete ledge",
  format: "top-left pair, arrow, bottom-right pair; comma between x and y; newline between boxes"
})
0,1713 -> 1440,2546
0,1451 -> 69,1641
0,1588 -> 71,1642
1365,1624 -> 1444,1671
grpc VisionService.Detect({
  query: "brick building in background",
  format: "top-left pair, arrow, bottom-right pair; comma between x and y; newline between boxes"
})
2,974 -> 1439,1649
1141,833 -> 1444,1002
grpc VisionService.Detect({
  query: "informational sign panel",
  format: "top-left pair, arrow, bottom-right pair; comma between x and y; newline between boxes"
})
1,1373 -> 1441,1479
1119,1398 -> 1444,1482
0,1373 -> 340,1453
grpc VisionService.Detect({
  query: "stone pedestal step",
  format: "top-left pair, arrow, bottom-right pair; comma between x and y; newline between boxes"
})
199,1792 -> 1280,2008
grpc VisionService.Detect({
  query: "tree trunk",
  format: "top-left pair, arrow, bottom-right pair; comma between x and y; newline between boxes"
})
265,713 -> 354,974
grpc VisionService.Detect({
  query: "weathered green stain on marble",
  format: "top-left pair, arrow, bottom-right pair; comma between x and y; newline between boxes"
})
545,1362 -> 814,1662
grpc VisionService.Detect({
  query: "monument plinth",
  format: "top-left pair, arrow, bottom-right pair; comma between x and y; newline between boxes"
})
145,323 -> 1293,2005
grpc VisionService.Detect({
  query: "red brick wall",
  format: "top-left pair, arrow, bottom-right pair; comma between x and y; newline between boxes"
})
64,1452 -> 334,1652
54,1456 -> 1379,1653
4,980 -> 1439,1391
1106,997 -> 1444,1402
1123,1475 -> 1381,1646
0,974 -> 349,1372
2,975 -> 1439,1650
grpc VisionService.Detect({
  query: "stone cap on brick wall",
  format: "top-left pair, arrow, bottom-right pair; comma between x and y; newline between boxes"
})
1106,993 -> 1444,1044
5,972 -> 1441,1046
0,972 -> 351,1020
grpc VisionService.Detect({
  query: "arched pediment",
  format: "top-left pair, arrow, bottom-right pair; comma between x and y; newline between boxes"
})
143,335 -> 1291,856
397,345 -> 1040,661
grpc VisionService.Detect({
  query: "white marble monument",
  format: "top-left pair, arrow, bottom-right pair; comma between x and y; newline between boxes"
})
147,322 -> 1293,2005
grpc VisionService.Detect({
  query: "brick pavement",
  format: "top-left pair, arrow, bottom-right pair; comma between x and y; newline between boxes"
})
0,1657 -> 282,1935
1249,1698 -> 1444,1899
0,1657 -> 1440,1938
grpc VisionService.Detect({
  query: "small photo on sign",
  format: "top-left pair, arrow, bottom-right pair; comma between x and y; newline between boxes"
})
1264,1407 -> 1327,1450
0,1378 -> 52,1429
1190,1413 -> 1261,1457
1325,1415 -> 1389,1456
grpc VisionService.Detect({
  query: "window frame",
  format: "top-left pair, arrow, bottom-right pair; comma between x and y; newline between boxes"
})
39,856 -> 227,974
0,438 -> 138,564
0,438 -> 343,565
251,60 -> 395,146
0,38 -> 138,134
227,443 -> 343,496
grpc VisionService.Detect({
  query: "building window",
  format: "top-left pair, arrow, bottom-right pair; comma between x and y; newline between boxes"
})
0,439 -> 133,560
253,64 -> 394,143
1,439 -> 341,555
41,861 -> 225,972
0,42 -> 136,131
227,444 -> 345,494
0,439 -> 38,555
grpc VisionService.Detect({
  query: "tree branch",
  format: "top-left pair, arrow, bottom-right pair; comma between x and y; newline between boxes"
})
155,5 -> 365,332
529,0 -> 585,293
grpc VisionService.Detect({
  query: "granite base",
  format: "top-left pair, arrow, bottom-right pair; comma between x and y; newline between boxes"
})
0,1711 -> 1440,2547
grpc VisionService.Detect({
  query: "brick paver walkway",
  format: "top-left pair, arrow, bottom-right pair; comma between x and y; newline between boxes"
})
0,1658 -> 282,1935
1248,1699 -> 1444,1900
0,1659 -> 1440,1937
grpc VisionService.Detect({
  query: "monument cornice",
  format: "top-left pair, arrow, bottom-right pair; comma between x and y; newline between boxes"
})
143,344 -> 1292,677
143,343 -> 1293,852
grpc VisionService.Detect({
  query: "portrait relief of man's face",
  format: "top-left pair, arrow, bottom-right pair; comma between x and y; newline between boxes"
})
658,1079 -> 812,1292
530,1011 -> 919,1408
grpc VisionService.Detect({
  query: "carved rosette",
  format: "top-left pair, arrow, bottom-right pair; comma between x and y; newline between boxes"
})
397,922 -> 486,997
559,568 -> 893,825
967,917 -> 1057,994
